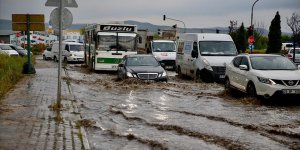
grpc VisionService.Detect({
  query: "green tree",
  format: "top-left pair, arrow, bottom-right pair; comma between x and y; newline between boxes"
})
281,35 -> 292,43
266,11 -> 282,53
236,23 -> 247,53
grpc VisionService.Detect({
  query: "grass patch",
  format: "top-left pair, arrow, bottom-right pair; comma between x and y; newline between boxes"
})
0,54 -> 28,99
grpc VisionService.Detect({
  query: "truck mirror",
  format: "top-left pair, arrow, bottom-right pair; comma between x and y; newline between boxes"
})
191,50 -> 198,58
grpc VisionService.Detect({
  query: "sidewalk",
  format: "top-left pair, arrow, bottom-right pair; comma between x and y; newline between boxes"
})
0,61 -> 89,150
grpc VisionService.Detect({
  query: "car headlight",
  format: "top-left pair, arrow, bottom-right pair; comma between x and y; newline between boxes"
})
161,71 -> 167,77
203,58 -> 213,71
257,77 -> 276,85
126,72 -> 133,77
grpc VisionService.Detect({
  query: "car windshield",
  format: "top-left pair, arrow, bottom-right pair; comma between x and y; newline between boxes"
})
0,45 -> 14,50
152,42 -> 176,52
69,45 -> 84,51
126,56 -> 159,66
250,56 -> 297,70
15,46 -> 25,50
199,41 -> 237,56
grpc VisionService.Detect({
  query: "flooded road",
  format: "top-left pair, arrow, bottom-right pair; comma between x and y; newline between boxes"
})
61,63 -> 300,150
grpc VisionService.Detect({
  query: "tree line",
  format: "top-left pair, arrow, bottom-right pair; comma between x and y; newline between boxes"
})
229,12 -> 300,54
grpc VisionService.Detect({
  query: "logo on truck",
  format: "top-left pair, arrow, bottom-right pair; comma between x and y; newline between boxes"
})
100,25 -> 135,32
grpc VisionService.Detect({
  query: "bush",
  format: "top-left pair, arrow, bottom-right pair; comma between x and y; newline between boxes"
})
31,43 -> 46,55
0,54 -> 27,99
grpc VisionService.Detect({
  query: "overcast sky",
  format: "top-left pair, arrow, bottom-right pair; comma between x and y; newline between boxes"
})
0,0 -> 299,32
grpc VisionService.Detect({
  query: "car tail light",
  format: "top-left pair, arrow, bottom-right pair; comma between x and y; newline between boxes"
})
288,54 -> 293,58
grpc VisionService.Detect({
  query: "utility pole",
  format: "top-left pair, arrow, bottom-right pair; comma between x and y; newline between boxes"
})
250,0 -> 259,53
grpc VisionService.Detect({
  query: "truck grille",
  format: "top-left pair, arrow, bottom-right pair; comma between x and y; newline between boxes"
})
211,66 -> 226,75
160,60 -> 175,66
137,73 -> 158,80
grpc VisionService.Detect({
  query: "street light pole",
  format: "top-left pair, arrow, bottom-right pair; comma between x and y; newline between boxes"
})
163,15 -> 186,33
250,0 -> 259,53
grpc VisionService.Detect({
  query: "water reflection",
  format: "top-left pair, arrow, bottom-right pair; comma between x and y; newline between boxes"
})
154,95 -> 169,121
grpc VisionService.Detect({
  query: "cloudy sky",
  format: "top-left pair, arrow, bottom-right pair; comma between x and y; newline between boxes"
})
0,0 -> 299,32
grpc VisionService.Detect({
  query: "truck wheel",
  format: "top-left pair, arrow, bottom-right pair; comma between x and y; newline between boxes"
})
54,56 -> 57,62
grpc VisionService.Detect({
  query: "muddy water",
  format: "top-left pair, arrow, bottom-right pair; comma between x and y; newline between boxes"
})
66,65 -> 300,150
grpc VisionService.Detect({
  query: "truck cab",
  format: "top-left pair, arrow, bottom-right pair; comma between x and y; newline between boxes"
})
148,40 -> 177,70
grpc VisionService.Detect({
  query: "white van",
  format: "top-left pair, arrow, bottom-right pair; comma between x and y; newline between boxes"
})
52,41 -> 84,62
149,40 -> 177,70
176,33 -> 238,82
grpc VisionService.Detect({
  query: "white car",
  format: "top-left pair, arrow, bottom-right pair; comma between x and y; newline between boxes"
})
42,47 -> 53,60
225,54 -> 300,99
287,48 -> 300,64
0,43 -> 19,56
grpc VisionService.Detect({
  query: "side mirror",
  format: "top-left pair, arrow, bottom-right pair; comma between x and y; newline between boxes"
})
191,50 -> 198,58
239,65 -> 249,71
118,63 -> 124,67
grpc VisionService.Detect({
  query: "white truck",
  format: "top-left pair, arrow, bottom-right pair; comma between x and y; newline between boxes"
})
176,33 -> 238,82
137,30 -> 177,70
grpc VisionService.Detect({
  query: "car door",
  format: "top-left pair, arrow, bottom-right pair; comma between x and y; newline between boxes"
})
236,57 -> 250,91
228,56 -> 242,89
182,41 -> 193,75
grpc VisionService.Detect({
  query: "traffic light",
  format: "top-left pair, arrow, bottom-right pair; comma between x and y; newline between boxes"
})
247,25 -> 253,37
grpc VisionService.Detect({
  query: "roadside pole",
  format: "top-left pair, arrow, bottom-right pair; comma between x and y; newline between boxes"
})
26,15 -> 31,73
46,0 -> 77,107
57,0 -> 63,107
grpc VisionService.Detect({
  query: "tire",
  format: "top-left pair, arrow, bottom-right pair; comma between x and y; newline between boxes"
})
177,66 -> 182,75
54,56 -> 58,62
199,70 -> 214,83
247,82 -> 257,97
195,70 -> 201,81
43,55 -> 46,60
63,57 -> 68,63
224,77 -> 232,93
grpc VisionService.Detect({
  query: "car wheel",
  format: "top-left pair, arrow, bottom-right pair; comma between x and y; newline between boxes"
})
247,82 -> 257,97
199,70 -> 214,83
224,77 -> 232,93
43,55 -> 46,60
177,66 -> 182,75
54,56 -> 58,62
63,57 -> 68,63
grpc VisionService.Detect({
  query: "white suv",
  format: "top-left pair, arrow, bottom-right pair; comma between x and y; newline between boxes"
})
225,54 -> 300,99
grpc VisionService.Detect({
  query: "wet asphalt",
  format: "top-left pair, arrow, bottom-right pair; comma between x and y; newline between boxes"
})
63,59 -> 300,150
1,56 -> 299,150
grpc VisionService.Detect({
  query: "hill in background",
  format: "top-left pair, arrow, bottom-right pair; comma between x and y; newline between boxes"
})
1,19 -> 291,36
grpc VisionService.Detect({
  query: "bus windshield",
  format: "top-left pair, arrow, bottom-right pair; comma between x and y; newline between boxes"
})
98,33 -> 136,52
199,41 -> 237,56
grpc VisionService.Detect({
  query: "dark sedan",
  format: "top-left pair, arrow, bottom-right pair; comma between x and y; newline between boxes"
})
117,54 -> 168,82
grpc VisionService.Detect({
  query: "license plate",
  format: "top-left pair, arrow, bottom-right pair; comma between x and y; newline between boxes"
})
282,89 -> 300,94
219,75 -> 225,79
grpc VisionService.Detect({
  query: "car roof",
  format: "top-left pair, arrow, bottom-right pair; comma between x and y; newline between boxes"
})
237,53 -> 282,57
126,54 -> 154,58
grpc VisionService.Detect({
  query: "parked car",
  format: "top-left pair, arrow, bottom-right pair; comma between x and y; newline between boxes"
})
0,43 -> 19,56
287,48 -> 300,64
117,54 -> 168,82
9,44 -> 33,56
42,47 -> 53,60
225,54 -> 300,99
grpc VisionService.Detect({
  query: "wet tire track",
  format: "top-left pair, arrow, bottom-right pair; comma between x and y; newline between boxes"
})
168,110 -> 300,150
109,107 -> 247,150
